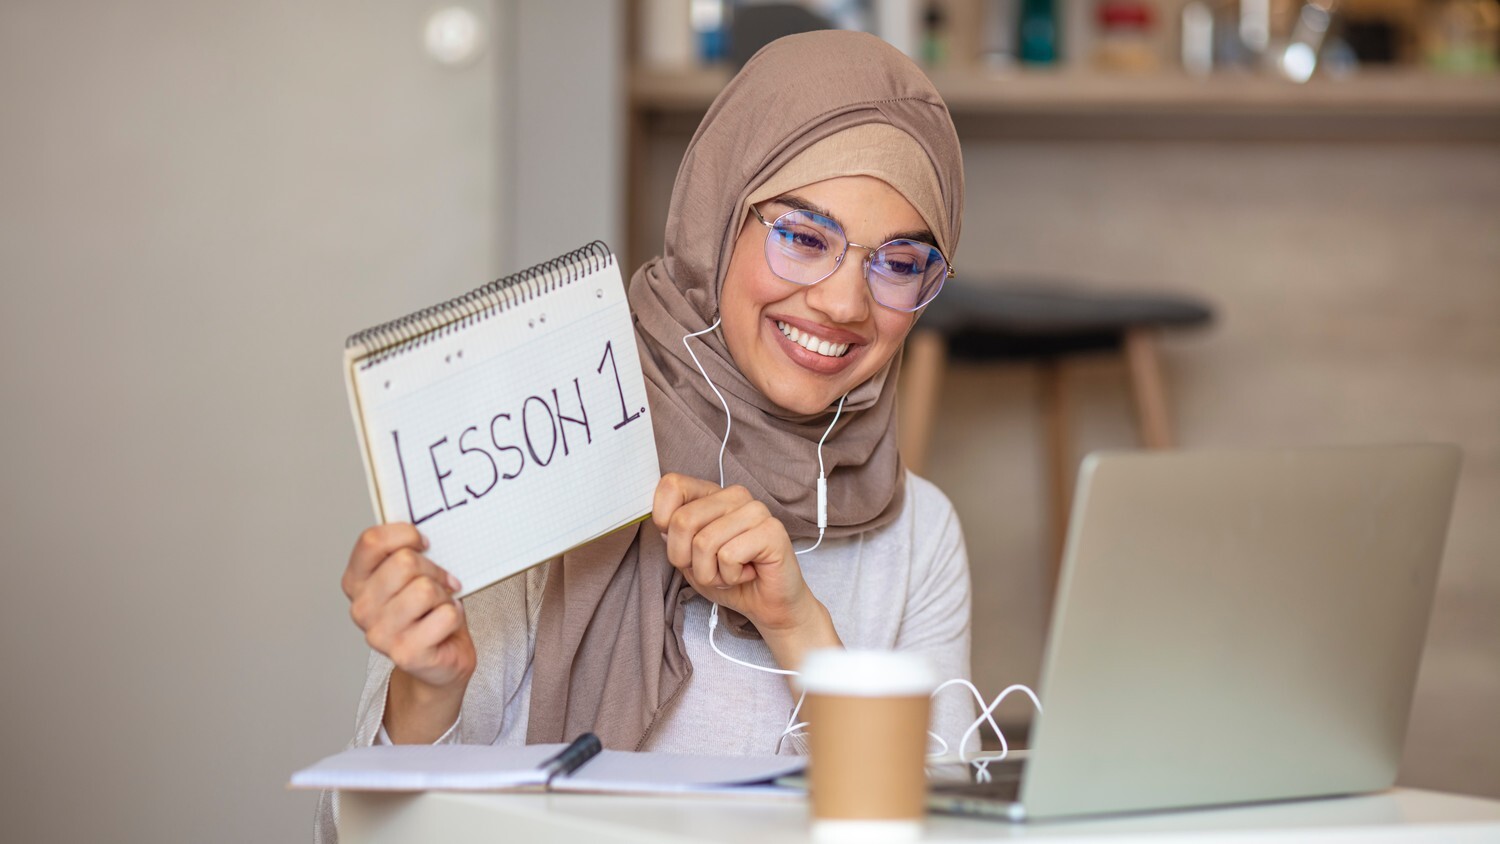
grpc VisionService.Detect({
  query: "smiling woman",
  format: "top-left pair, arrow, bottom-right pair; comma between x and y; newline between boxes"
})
319,29 -> 974,843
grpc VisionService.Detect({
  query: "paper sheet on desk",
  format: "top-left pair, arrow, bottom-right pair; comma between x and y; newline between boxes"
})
289,744 -> 805,798
559,751 -> 804,796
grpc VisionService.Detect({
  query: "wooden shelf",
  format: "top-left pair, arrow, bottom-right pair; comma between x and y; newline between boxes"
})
630,67 -> 1500,136
934,69 -> 1500,116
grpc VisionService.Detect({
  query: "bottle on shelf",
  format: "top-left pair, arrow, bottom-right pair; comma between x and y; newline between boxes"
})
1019,0 -> 1061,62
924,1 -> 952,66
982,0 -> 1021,66
1181,0 -> 1215,74
690,0 -> 728,64
638,0 -> 695,70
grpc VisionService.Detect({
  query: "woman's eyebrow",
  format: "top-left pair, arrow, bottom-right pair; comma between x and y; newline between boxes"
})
769,194 -> 827,216
886,228 -> 938,248
769,194 -> 938,249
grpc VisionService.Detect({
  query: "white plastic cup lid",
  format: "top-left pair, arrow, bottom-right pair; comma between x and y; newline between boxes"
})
796,648 -> 938,697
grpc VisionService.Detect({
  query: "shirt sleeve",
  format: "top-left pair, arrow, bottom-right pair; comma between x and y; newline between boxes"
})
374,714 -> 463,746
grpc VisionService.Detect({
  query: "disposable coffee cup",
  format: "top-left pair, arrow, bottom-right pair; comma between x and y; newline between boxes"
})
797,649 -> 937,844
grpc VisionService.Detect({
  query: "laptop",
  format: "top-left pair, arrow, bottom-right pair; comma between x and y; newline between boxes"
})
928,444 -> 1461,822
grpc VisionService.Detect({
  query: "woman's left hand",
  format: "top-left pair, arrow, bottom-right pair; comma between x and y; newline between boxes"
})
653,472 -> 841,668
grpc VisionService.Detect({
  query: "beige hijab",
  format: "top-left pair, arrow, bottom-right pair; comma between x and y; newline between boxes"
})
526,30 -> 964,749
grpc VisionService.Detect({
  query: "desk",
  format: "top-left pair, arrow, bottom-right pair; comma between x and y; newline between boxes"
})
340,787 -> 1500,843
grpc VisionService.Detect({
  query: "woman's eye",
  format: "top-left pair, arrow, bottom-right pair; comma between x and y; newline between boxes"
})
876,254 -> 924,278
776,226 -> 828,253
875,242 -> 939,281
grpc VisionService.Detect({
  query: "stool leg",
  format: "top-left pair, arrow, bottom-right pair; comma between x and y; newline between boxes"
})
1123,327 -> 1174,449
899,329 -> 948,475
1040,361 -> 1071,595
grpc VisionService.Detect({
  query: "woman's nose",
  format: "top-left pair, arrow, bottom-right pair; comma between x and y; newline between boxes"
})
805,250 -> 872,324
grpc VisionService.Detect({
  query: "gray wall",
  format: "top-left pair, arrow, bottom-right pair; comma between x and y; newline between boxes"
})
0,1 -> 616,841
504,0 -> 624,267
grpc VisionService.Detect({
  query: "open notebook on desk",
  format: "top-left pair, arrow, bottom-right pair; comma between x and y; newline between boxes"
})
290,744 -> 804,798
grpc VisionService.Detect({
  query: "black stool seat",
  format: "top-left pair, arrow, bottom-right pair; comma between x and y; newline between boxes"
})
900,278 -> 1216,594
921,281 -> 1214,362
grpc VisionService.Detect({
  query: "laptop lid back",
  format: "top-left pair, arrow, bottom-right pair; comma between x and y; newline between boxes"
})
1020,444 -> 1460,820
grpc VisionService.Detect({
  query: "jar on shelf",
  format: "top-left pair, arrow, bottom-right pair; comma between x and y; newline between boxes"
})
1093,0 -> 1161,71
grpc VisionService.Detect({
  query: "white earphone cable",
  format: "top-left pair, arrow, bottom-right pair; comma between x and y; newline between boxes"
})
792,391 -> 844,555
683,319 -> 1038,775
682,317 -> 730,488
926,680 -> 1044,783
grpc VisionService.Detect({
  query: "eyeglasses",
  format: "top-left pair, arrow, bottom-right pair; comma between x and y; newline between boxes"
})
751,203 -> 954,313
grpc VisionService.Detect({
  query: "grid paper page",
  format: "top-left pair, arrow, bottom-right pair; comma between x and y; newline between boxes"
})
351,261 -> 659,596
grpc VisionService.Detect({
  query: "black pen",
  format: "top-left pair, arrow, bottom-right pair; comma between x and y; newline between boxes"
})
540,732 -> 603,785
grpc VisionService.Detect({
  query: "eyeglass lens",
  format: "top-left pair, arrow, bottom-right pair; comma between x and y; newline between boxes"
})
763,209 -> 946,312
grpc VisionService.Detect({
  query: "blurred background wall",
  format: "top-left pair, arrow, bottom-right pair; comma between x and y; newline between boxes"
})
0,0 -> 1494,841
0,1 -> 619,841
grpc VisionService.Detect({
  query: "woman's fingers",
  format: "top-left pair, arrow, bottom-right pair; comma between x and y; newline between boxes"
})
386,573 -> 458,633
669,488 -> 750,581
716,515 -> 786,583
350,547 -> 458,631
653,473 -> 811,634
366,576 -> 460,662
689,499 -> 775,587
390,600 -> 468,674
341,524 -> 477,694
652,472 -> 730,534
345,523 -> 427,596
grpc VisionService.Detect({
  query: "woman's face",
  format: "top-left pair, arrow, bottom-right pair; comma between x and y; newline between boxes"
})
719,175 -> 931,415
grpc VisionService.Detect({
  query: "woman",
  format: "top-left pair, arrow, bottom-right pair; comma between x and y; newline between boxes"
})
318,28 -> 972,839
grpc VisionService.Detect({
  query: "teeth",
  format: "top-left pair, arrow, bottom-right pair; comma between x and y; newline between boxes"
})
777,321 -> 850,358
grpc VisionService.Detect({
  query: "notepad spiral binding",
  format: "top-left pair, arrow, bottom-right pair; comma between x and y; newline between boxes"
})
347,240 -> 614,369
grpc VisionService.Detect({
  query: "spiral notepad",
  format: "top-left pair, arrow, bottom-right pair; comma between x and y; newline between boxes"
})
343,242 -> 659,596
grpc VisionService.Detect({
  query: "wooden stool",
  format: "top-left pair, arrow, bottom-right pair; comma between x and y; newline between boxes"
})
900,281 -> 1214,593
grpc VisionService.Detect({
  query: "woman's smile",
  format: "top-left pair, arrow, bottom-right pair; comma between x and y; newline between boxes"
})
767,315 -> 865,375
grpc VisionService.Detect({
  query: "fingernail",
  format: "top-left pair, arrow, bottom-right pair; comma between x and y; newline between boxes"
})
714,584 -> 732,590
420,533 -> 430,550
446,573 -> 461,592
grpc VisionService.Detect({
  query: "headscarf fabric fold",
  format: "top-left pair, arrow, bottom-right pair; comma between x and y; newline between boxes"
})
527,30 -> 964,750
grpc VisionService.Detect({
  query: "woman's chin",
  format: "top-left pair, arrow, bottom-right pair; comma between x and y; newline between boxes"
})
761,379 -> 849,416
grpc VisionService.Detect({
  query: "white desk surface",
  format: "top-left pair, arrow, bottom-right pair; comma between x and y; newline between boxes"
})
340,787 -> 1500,843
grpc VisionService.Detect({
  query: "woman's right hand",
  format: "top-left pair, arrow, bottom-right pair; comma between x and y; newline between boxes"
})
342,523 -> 476,742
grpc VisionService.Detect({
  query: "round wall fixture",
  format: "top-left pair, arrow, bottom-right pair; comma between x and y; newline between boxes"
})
424,6 -> 485,67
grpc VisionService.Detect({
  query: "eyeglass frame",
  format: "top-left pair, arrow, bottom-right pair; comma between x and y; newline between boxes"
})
749,202 -> 955,313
